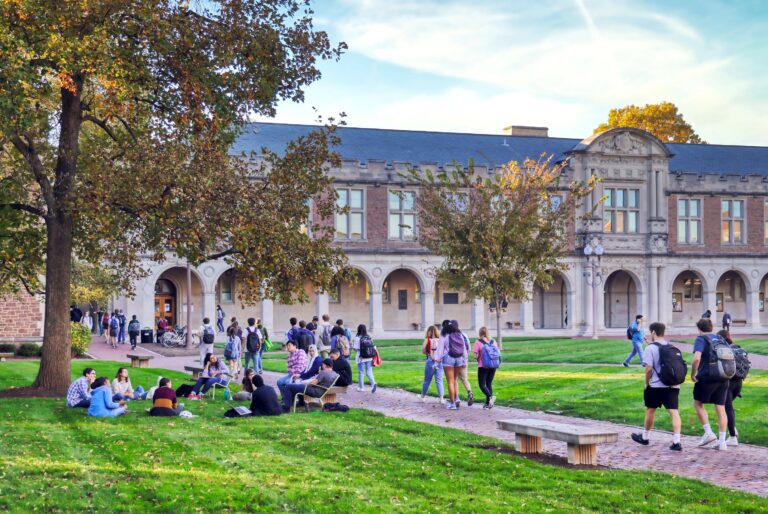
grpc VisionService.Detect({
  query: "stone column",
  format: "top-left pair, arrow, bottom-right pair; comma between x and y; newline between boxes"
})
261,298 -> 274,336
521,300 -> 534,332
583,268 -> 593,337
370,291 -> 383,334
202,292 -> 216,327
748,288 -> 761,330
471,298 -> 485,330
649,169 -> 657,219
647,265 -> 658,322
316,292 -> 329,319
421,290 -> 435,330
655,171 -> 664,219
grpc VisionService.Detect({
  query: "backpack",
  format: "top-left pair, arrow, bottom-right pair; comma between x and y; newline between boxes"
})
702,334 -> 736,381
295,331 -> 312,352
319,325 -> 331,351
246,328 -> 261,353
481,341 -> 501,369
358,335 -> 376,359
651,343 -> 687,386
336,335 -> 350,357
447,333 -> 465,358
128,320 -> 141,333
109,317 -> 119,332
731,345 -> 751,380
224,338 -> 237,360
344,327 -> 353,341
626,325 -> 634,340
202,326 -> 215,345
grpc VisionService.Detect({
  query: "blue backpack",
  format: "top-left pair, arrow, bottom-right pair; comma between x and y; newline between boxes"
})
109,317 -> 119,332
481,341 -> 501,369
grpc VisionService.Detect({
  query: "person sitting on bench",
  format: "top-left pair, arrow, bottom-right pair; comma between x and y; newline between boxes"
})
281,359 -> 339,412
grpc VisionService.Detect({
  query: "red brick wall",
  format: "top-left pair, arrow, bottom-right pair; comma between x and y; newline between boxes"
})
0,292 -> 43,338
669,195 -> 765,253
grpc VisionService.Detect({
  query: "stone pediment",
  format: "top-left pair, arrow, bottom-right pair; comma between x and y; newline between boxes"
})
569,128 -> 673,158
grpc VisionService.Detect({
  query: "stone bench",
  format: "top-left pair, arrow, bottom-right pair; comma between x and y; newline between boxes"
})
126,354 -> 153,368
411,322 -> 422,331
322,386 -> 348,404
184,365 -> 204,379
497,418 -> 618,466
506,321 -> 520,329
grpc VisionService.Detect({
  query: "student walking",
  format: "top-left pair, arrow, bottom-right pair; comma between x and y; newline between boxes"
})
623,314 -> 646,367
216,305 -> 225,334
199,317 -> 216,366
353,324 -> 377,393
420,325 -> 444,403
630,322 -> 684,451
127,315 -> 141,350
692,318 -> 734,451
224,326 -> 242,378
718,330 -> 745,446
452,320 -> 475,406
243,318 -> 263,374
441,320 -> 467,410
473,326 -> 501,409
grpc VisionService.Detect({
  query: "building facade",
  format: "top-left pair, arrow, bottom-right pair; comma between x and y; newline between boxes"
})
104,123 -> 768,339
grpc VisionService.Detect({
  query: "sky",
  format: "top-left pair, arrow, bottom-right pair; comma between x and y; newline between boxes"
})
255,0 -> 768,146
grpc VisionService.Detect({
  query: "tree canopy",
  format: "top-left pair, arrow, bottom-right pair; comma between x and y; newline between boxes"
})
405,157 -> 596,343
594,102 -> 706,144
0,0 -> 348,393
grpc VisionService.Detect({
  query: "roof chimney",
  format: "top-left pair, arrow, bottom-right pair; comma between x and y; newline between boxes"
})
502,125 -> 548,137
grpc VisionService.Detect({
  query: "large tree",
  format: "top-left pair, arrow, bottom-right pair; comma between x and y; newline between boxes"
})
406,157 -> 595,344
0,0 -> 349,394
594,101 -> 706,144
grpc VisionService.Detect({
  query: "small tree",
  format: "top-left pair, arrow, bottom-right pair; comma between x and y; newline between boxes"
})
594,102 -> 706,144
406,156 -> 596,344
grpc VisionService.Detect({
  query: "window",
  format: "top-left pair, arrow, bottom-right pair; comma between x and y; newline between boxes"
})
388,190 -> 416,240
603,188 -> 639,233
364,279 -> 390,303
414,280 -> 421,304
443,293 -> 459,304
217,270 -> 234,303
328,283 -> 340,304
446,192 -> 469,212
300,199 -> 312,236
677,199 -> 701,244
764,200 -> 768,244
722,277 -> 745,301
335,188 -> 365,240
683,277 -> 703,300
672,293 -> 683,312
721,199 -> 744,244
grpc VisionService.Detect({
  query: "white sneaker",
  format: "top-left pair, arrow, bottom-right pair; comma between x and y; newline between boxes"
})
489,396 -> 496,409
439,398 -> 445,404
715,441 -> 727,451
421,395 -> 427,403
727,436 -> 739,447
356,387 -> 365,392
697,432 -> 717,447
447,403 -> 457,410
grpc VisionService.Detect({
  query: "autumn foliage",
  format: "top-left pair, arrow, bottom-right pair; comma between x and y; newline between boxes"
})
594,101 -> 705,144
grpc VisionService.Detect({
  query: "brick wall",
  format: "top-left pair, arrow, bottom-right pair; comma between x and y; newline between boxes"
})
0,291 -> 43,339
669,194 -> 766,253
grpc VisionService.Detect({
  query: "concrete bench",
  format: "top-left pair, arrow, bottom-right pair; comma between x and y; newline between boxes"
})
323,386 -> 349,404
126,354 -> 153,368
497,418 -> 618,466
184,365 -> 204,379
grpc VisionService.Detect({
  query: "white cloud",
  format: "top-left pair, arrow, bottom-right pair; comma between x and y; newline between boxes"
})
327,0 -> 768,144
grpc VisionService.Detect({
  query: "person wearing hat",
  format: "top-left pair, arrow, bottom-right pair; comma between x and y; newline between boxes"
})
248,374 -> 282,416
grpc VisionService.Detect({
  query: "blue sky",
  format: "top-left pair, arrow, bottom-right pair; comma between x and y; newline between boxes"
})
256,0 -> 768,145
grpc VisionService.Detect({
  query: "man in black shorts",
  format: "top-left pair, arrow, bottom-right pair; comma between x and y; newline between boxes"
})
631,322 -> 682,451
691,318 -> 729,450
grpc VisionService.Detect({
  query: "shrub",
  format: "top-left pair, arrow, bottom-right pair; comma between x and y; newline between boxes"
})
16,343 -> 42,357
0,343 -> 15,353
70,322 -> 91,357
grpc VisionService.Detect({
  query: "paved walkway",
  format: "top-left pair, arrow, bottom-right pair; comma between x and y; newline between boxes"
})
87,339 -> 768,497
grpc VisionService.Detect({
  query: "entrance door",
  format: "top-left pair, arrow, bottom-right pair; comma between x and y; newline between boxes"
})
155,296 -> 176,327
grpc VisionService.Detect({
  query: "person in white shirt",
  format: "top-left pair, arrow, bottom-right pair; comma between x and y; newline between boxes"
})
199,317 -> 216,365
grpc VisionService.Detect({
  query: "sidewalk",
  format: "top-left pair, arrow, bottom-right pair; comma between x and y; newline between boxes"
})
87,338 -> 768,497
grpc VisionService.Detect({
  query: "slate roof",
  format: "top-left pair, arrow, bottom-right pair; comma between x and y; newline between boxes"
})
232,122 -> 768,176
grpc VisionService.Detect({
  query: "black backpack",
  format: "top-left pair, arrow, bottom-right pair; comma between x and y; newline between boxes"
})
701,334 -> 736,382
358,336 -> 376,359
128,320 -> 141,333
626,325 -> 634,340
246,329 -> 261,353
651,343 -> 687,386
731,345 -> 751,380
295,331 -> 312,352
202,326 -> 215,345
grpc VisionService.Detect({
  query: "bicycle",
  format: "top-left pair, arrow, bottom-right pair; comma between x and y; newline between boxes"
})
159,326 -> 200,348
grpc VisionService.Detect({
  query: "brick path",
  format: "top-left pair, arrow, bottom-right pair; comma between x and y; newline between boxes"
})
87,338 -> 768,497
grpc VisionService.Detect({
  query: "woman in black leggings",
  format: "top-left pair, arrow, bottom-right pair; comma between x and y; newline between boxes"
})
473,326 -> 500,409
718,330 -> 743,446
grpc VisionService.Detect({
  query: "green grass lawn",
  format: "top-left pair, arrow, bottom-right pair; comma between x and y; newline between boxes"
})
673,337 -> 768,355
0,360 -> 765,512
263,358 -> 768,446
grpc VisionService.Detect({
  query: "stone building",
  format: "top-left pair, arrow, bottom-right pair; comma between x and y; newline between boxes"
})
9,122 -> 768,341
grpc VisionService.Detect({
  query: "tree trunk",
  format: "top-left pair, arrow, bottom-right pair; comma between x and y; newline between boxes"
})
32,216 -> 74,394
495,296 -> 503,348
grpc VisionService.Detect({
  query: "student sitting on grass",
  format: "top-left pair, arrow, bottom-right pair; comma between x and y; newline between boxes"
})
88,377 -> 127,417
232,369 -> 256,401
111,367 -> 148,401
249,375 -> 282,416
149,378 -> 184,416
66,367 -> 96,408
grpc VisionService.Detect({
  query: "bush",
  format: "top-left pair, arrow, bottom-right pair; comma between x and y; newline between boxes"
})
71,322 -> 91,356
16,343 -> 42,357
0,343 -> 15,353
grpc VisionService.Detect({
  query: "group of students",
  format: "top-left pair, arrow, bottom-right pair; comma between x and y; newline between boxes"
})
196,316 -> 270,377
628,316 -> 750,451
421,320 -> 502,410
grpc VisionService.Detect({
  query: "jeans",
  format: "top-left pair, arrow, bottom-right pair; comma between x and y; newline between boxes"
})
255,351 -> 263,372
192,377 -> 225,394
244,351 -> 263,372
118,326 -> 125,343
624,341 -> 646,366
217,319 -> 225,333
200,343 -> 214,366
70,398 -> 90,408
477,367 -> 496,402
112,385 -> 147,402
129,332 -> 139,348
421,359 -> 444,398
357,361 -> 376,388
282,382 -> 307,410
276,373 -> 293,401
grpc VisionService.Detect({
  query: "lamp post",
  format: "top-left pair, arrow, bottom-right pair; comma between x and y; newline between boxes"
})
583,238 -> 604,340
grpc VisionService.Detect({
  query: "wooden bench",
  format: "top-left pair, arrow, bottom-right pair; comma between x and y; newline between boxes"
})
506,321 -> 521,329
126,354 -> 153,368
411,322 -> 422,331
497,418 -> 618,466
322,386 -> 348,404
184,365 -> 204,379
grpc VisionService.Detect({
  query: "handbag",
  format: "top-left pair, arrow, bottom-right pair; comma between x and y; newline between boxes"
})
263,338 -> 274,352
372,349 -> 382,367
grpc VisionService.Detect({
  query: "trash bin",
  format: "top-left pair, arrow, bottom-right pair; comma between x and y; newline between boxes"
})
140,328 -> 153,345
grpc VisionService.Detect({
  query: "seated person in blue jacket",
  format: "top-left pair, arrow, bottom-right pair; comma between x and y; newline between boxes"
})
296,344 -> 323,383
281,359 -> 339,412
189,355 -> 229,398
88,377 -> 128,417
66,367 -> 96,408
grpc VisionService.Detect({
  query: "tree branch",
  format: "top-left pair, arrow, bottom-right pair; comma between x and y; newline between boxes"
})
0,203 -> 46,218
204,248 -> 240,261
83,114 -> 119,143
10,135 -> 54,210
115,115 -> 137,142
